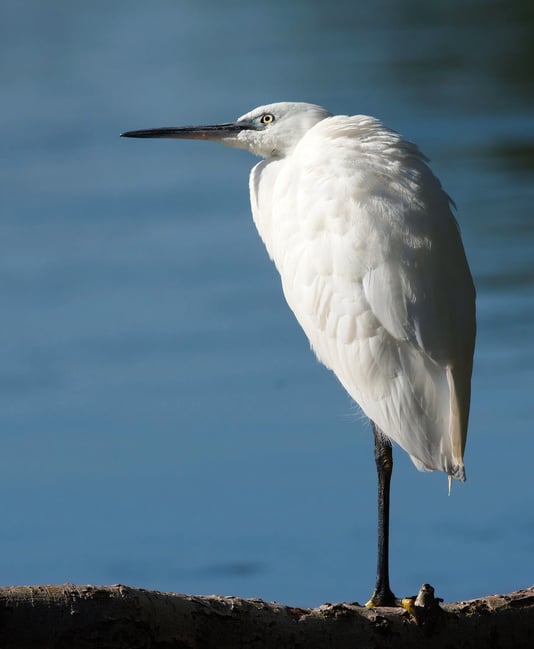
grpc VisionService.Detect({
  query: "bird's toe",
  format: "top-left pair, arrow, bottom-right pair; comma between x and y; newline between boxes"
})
365,588 -> 399,608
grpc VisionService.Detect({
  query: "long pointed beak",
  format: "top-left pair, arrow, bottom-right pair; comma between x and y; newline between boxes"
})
120,122 -> 256,140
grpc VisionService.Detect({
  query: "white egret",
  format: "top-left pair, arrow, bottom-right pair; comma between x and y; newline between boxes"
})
122,102 -> 476,606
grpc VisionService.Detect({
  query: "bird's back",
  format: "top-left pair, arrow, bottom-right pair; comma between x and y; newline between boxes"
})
249,114 -> 476,480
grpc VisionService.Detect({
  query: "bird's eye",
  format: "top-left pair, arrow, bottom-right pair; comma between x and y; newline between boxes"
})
259,113 -> 275,125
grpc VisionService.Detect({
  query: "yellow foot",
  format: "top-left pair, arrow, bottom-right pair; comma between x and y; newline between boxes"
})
400,596 -> 417,616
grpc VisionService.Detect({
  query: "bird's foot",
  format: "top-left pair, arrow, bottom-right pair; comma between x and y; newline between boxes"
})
365,587 -> 399,608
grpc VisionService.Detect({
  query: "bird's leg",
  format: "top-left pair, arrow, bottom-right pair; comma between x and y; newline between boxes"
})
366,423 -> 397,607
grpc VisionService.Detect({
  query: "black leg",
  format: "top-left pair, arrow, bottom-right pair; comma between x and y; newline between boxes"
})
366,422 -> 397,607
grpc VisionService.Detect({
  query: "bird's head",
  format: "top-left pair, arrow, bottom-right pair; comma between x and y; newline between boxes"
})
121,102 -> 332,159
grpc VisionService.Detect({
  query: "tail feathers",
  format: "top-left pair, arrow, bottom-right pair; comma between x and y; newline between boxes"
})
409,453 -> 465,481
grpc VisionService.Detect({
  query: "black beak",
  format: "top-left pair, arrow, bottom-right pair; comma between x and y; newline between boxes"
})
120,122 -> 257,140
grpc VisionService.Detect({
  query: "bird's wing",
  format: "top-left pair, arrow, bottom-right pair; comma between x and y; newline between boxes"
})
361,207 -> 476,478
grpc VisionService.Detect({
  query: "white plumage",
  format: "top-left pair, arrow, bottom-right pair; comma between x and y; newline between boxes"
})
240,103 -> 476,481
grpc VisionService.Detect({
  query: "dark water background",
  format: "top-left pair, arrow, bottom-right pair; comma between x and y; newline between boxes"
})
1,0 -> 533,606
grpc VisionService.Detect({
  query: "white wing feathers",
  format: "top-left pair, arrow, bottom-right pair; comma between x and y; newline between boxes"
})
249,114 -> 476,480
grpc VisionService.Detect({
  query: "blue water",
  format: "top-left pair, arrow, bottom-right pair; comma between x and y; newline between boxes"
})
1,0 -> 533,606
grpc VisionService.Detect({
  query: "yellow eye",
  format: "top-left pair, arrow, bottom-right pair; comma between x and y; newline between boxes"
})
260,113 -> 275,125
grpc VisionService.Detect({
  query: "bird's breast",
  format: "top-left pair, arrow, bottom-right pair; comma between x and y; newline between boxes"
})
250,156 -> 383,385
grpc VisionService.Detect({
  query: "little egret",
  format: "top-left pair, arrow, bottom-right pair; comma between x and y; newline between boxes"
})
122,102 -> 476,606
